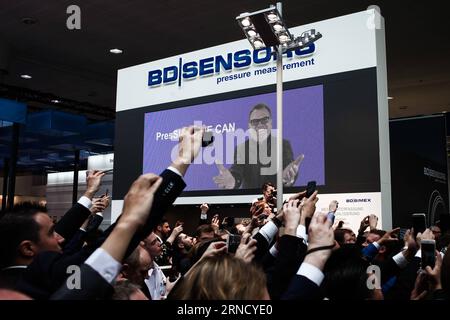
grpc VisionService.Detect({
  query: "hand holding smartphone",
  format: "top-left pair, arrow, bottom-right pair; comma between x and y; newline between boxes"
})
412,213 -> 427,238
305,181 -> 317,198
421,239 -> 436,269
226,234 -> 242,253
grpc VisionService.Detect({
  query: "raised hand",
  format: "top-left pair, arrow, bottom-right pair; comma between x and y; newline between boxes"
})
171,125 -> 204,176
283,199 -> 301,236
121,173 -> 163,227
235,233 -> 257,263
369,214 -> 378,231
282,154 -> 304,186
378,227 -> 400,245
84,170 -> 106,199
213,162 -> 235,189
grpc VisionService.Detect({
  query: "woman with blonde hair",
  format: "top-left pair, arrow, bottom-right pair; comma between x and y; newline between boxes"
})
170,242 -> 269,300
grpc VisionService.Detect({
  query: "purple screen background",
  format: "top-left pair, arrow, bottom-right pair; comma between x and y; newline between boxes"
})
143,85 -> 325,191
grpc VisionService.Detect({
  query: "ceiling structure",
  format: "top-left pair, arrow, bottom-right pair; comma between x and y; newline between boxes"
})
0,0 -> 448,121
1,0 -> 450,173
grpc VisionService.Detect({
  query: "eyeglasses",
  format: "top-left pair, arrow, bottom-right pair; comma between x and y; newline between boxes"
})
249,116 -> 271,127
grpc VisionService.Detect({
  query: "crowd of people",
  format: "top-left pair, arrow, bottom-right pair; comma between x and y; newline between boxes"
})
0,126 -> 449,300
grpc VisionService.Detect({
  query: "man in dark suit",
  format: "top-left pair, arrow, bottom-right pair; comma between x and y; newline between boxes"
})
213,103 -> 303,189
0,170 -> 104,289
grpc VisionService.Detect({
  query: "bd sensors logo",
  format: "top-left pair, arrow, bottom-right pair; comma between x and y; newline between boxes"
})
147,44 -> 316,87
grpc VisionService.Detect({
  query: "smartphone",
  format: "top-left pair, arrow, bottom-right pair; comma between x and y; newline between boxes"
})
306,181 -> 317,198
202,131 -> 214,147
227,234 -> 242,253
412,213 -> 427,237
103,169 -> 114,174
421,239 -> 436,269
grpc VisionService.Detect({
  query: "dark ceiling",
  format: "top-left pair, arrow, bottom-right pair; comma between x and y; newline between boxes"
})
0,0 -> 449,120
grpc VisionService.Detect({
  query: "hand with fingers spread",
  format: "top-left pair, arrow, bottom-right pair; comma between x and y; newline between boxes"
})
235,233 -> 258,263
213,162 -> 236,189
84,170 -> 106,199
283,200 -> 301,236
282,154 -> 304,186
211,215 -> 220,230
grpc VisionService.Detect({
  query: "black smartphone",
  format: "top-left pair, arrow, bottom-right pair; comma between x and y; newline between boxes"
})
227,234 -> 242,253
202,131 -> 214,147
412,213 -> 427,237
421,239 -> 436,269
306,181 -> 317,198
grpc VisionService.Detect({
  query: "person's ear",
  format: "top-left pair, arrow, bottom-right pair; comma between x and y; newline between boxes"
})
121,264 -> 130,278
18,240 -> 37,258
379,245 -> 386,254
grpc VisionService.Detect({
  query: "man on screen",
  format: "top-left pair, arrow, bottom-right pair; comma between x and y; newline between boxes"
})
213,103 -> 304,189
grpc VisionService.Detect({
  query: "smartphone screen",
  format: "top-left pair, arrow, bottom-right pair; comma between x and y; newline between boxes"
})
412,213 -> 426,237
306,181 -> 316,198
227,234 -> 241,253
421,240 -> 436,269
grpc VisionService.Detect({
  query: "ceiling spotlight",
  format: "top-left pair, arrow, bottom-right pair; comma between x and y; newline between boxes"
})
267,13 -> 279,22
51,99 -> 60,103
273,24 -> 284,32
247,29 -> 257,37
237,6 -> 321,51
253,40 -> 265,49
241,17 -> 251,27
278,34 -> 289,43
20,74 -> 32,79
109,48 -> 123,54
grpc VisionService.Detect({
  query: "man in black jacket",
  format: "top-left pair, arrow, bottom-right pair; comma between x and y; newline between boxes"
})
0,170 -> 104,289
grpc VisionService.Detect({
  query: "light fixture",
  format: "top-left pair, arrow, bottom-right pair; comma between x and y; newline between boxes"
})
20,74 -> 32,79
236,5 -> 322,51
236,3 -> 323,210
51,99 -> 60,103
109,48 -> 123,54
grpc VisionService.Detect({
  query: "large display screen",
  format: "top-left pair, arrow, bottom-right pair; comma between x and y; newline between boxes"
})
142,85 -> 325,191
114,68 -> 381,200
